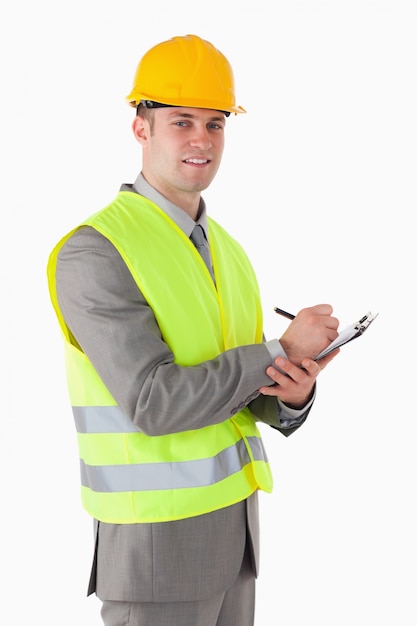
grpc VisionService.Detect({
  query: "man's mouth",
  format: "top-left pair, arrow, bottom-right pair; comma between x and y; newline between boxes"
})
184,158 -> 210,164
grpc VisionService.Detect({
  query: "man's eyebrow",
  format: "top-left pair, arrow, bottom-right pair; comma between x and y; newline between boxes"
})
167,111 -> 225,122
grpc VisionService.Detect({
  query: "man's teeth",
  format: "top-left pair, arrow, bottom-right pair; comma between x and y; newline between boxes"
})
185,159 -> 208,164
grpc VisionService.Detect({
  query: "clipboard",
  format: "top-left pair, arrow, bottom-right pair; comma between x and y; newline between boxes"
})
314,311 -> 379,361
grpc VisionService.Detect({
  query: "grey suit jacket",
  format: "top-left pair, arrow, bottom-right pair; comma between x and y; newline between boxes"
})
55,208 -> 310,602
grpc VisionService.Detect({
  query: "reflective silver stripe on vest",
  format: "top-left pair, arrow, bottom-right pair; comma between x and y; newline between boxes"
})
80,437 -> 267,492
73,406 -> 141,433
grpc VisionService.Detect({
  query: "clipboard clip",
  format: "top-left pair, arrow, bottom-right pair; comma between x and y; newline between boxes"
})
355,311 -> 379,334
314,310 -> 379,360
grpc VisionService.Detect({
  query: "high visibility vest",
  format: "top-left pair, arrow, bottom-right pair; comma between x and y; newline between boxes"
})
47,191 -> 273,523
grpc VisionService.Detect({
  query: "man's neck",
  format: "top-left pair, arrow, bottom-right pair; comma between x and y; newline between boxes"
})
131,173 -> 208,236
140,174 -> 201,220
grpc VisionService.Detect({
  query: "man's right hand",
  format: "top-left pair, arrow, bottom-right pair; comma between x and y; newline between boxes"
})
279,304 -> 339,366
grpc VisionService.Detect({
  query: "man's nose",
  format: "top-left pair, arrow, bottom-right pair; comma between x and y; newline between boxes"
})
189,126 -> 212,149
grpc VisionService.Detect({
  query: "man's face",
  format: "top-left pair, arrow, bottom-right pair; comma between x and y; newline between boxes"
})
134,106 -> 226,212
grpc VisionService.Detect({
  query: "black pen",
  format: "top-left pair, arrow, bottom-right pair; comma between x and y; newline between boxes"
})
273,307 -> 295,320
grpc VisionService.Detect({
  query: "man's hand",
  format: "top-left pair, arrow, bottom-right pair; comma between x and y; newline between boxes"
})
279,304 -> 339,366
259,349 -> 340,408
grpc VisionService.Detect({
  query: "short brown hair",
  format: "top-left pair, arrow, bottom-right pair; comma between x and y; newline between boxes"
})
136,102 -> 155,133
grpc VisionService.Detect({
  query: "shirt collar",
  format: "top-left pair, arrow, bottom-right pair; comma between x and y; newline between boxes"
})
127,172 -> 209,239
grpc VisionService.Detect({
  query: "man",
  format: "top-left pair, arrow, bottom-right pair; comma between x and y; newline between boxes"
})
47,34 -> 339,626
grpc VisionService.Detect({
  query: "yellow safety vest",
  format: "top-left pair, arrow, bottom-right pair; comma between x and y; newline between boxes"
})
47,191 -> 273,523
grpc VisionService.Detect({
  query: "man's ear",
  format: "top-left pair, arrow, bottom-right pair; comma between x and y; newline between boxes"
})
132,116 -> 149,145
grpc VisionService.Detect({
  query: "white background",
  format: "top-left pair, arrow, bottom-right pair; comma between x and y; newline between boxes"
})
2,1 -> 416,624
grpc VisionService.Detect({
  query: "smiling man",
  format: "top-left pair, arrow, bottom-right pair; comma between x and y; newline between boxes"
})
47,34 -> 339,626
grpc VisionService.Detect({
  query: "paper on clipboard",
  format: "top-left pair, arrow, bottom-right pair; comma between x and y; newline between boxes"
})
314,311 -> 378,361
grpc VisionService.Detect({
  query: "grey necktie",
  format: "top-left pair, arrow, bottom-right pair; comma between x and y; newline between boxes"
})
190,225 -> 215,281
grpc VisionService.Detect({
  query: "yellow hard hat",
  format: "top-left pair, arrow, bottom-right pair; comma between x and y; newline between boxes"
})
126,34 -> 246,116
